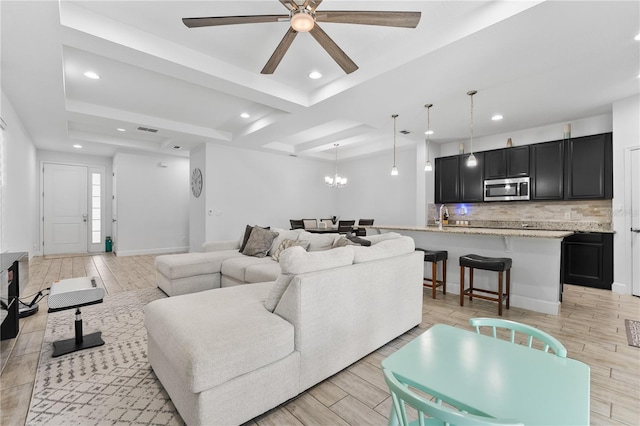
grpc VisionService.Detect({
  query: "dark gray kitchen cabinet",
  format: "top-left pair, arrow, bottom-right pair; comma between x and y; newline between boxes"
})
435,155 -> 460,203
460,152 -> 484,202
562,232 -> 613,289
564,133 -> 612,200
484,146 -> 529,179
530,140 -> 564,200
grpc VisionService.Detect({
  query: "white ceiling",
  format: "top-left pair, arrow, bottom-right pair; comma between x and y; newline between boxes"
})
1,1 -> 639,161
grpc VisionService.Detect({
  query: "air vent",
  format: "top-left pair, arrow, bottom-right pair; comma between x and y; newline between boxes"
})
137,126 -> 158,133
400,130 -> 411,135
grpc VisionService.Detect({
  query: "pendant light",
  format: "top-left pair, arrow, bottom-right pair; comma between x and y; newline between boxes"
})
324,143 -> 347,187
466,90 -> 478,167
391,114 -> 399,176
424,104 -> 433,172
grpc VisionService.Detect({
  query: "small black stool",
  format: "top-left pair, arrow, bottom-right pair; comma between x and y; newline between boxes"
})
416,249 -> 448,299
459,254 -> 512,316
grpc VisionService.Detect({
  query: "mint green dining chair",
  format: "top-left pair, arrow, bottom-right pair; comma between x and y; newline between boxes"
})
469,317 -> 567,358
383,368 -> 524,426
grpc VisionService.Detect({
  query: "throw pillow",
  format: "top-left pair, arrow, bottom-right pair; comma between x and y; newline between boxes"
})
241,227 -> 279,258
268,228 -> 301,257
346,235 -> 372,246
239,225 -> 270,252
332,236 -> 355,248
271,239 -> 310,261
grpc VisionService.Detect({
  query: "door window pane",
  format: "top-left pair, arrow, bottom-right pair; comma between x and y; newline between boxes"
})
91,173 -> 101,244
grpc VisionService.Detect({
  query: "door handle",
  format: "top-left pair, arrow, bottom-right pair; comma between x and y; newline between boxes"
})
632,228 -> 640,233
82,214 -> 87,223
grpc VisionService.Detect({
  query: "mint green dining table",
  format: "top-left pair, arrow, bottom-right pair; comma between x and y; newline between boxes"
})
381,324 -> 590,425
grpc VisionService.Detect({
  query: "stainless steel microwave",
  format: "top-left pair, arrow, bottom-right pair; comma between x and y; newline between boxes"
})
484,177 -> 530,201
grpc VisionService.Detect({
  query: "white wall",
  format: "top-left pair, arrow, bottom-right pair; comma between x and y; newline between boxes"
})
440,114 -> 613,156
201,144 -> 338,243
113,151 -> 189,256
612,94 -> 640,295
339,146 -> 420,227
189,144 -> 207,252
0,90 -> 37,255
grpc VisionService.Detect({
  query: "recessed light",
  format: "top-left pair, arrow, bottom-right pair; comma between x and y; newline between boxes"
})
491,114 -> 503,121
73,144 -> 82,149
424,130 -> 434,135
84,71 -> 100,80
308,71 -> 322,79
117,128 -> 126,132
240,112 -> 250,118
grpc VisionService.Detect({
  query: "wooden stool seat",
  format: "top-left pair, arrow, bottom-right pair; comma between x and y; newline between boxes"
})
416,249 -> 447,299
459,254 -> 512,316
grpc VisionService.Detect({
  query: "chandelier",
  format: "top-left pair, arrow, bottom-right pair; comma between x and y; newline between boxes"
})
325,143 -> 347,187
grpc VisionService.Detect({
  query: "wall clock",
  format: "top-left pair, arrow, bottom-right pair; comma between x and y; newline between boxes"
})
191,168 -> 203,198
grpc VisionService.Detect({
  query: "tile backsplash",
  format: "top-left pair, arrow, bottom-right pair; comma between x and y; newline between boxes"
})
428,199 -> 612,232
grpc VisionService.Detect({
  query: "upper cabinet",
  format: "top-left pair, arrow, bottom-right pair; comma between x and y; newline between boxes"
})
434,132 -> 613,204
564,133 -> 613,200
530,140 -> 564,200
435,153 -> 484,204
460,153 -> 485,202
434,155 -> 460,203
484,146 -> 529,180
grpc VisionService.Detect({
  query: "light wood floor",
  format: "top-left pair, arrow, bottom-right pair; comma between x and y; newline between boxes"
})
1,253 -> 639,425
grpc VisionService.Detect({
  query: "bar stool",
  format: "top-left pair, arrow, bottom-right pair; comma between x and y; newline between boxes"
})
416,248 -> 447,299
459,254 -> 512,316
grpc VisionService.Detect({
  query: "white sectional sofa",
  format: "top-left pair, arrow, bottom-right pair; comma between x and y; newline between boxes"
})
155,228 -> 341,296
144,231 -> 423,425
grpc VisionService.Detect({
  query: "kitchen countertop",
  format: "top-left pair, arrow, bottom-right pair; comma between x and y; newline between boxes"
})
369,225 -> 574,239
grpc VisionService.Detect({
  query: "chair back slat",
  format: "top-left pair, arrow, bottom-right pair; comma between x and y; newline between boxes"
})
469,317 -> 567,358
383,369 -> 524,426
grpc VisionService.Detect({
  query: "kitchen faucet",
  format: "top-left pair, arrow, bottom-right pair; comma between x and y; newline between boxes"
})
439,204 -> 449,229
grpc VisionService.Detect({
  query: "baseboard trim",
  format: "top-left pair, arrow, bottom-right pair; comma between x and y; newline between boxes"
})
611,281 -> 631,295
114,246 -> 189,257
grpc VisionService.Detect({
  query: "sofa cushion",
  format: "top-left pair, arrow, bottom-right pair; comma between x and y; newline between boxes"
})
271,238 -> 310,261
245,262 -> 282,283
264,246 -> 355,311
268,228 -> 303,257
362,232 -> 402,244
242,227 -> 279,258
144,282 -> 294,393
352,235 -> 415,264
222,256 -> 277,282
155,250 -> 244,279
296,231 -> 339,252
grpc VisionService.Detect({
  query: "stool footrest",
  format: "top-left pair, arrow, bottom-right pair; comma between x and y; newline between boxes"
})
462,287 -> 508,302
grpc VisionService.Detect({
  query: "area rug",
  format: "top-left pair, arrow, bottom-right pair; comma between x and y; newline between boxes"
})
26,287 -> 185,425
625,319 -> 640,349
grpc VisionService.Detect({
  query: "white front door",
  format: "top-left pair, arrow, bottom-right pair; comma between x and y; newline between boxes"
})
43,163 -> 88,255
631,148 -> 640,296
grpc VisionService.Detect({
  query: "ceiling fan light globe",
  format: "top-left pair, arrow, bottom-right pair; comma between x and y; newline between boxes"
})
291,11 -> 315,32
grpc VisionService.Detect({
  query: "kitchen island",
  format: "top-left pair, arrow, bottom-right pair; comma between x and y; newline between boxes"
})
369,225 -> 574,315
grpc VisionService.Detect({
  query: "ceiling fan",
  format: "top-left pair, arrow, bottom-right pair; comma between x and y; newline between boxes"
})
182,0 -> 421,74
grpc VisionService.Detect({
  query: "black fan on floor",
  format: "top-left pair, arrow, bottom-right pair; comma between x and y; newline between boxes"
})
182,0 -> 421,74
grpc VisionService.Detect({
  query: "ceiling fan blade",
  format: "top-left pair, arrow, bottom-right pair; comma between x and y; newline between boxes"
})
305,0 -> 323,12
182,15 -> 288,28
279,0 -> 297,11
309,24 -> 358,74
261,28 -> 299,74
317,11 -> 421,28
